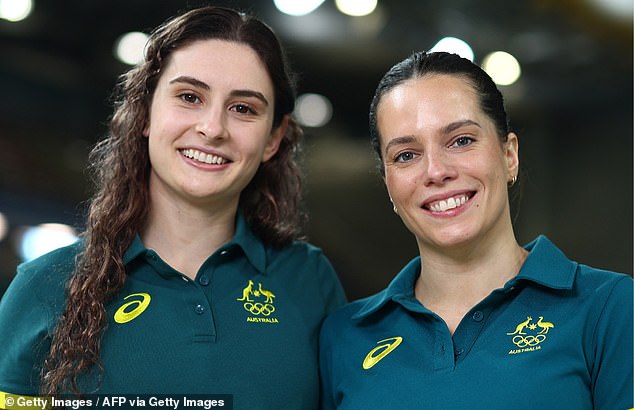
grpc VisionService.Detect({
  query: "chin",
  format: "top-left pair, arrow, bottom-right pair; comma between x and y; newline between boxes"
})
421,228 -> 478,251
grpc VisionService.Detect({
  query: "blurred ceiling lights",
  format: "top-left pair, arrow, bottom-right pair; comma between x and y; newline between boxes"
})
273,0 -> 326,16
335,0 -> 378,17
295,93 -> 333,127
0,0 -> 32,22
586,0 -> 633,21
482,51 -> 522,86
15,223 -> 79,262
429,37 -> 475,62
114,31 -> 149,65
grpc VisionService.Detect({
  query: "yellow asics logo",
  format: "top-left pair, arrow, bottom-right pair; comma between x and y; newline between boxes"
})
362,336 -> 403,370
114,293 -> 151,324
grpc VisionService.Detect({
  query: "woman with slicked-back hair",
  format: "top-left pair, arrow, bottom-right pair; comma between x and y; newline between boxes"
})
319,51 -> 632,409
0,6 -> 345,408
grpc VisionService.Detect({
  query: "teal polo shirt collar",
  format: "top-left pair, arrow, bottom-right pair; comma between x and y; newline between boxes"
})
121,211 -> 267,273
352,235 -> 576,321
351,257 -> 420,320
510,235 -> 576,289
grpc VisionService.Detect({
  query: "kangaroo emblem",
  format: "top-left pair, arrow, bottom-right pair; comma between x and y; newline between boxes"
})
237,280 -> 255,302
257,283 -> 276,303
536,316 -> 554,334
507,317 -> 532,335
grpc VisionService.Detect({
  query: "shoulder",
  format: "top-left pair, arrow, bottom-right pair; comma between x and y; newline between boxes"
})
3,242 -> 82,304
17,241 -> 81,275
320,293 -> 382,340
266,240 -> 335,277
573,263 -> 633,297
268,239 -> 328,260
264,240 -> 347,311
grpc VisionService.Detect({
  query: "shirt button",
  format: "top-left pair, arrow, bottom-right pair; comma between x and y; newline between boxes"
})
194,304 -> 205,315
219,249 -> 229,256
472,311 -> 484,322
198,275 -> 210,286
454,347 -> 464,356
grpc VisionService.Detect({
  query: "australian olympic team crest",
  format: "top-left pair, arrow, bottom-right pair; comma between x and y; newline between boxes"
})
237,280 -> 279,324
506,315 -> 555,355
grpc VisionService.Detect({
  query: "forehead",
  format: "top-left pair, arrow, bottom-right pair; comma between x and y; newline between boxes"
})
379,74 -> 480,118
376,74 -> 486,135
159,39 -> 274,97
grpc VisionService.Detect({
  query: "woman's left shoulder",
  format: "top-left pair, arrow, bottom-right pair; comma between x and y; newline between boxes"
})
575,263 -> 633,287
572,263 -> 633,306
267,240 -> 331,266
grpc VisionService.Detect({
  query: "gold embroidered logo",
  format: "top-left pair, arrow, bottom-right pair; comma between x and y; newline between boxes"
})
237,280 -> 278,324
114,293 -> 151,324
507,315 -> 555,354
362,336 -> 403,370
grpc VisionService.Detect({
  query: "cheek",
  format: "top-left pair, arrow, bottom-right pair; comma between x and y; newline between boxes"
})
385,171 -> 414,203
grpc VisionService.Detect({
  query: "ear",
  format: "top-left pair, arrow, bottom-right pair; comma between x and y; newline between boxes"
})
262,116 -> 288,162
504,132 -> 519,178
142,119 -> 151,138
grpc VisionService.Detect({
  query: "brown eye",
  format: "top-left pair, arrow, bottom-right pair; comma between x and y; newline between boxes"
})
180,93 -> 201,104
231,104 -> 256,115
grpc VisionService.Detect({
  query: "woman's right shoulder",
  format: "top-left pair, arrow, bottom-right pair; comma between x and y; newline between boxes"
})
320,295 -> 377,336
5,241 -> 83,300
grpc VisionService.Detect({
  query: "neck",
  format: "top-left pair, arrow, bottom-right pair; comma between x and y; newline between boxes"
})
140,189 -> 238,279
414,228 -> 527,333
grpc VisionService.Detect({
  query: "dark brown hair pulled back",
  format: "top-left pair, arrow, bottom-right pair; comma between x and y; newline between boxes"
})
41,6 -> 304,394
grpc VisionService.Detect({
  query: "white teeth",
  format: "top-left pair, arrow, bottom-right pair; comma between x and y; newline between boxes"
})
181,149 -> 227,165
429,194 -> 469,212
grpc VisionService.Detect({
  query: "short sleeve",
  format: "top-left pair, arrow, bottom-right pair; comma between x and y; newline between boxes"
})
0,245 -> 74,395
0,264 -> 52,395
315,252 -> 347,316
591,275 -> 633,410
319,313 -> 339,410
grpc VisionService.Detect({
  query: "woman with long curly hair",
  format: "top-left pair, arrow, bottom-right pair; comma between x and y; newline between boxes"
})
0,6 -> 345,407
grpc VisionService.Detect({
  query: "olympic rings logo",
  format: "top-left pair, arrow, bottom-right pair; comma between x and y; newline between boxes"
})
243,302 -> 275,316
512,334 -> 546,348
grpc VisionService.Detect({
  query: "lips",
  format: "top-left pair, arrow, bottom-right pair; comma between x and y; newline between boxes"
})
423,192 -> 475,212
180,148 -> 229,165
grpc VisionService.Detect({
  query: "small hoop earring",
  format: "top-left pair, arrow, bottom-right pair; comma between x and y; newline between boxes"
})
390,197 -> 398,214
508,175 -> 518,187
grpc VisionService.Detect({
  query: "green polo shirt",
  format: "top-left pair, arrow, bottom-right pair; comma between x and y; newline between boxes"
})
0,213 -> 346,409
320,236 -> 633,410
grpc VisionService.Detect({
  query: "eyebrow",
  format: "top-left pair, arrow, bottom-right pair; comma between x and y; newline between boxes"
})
168,76 -> 269,106
384,136 -> 416,153
440,119 -> 481,135
169,76 -> 210,90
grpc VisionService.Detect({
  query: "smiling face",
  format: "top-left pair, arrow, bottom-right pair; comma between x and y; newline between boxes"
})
378,74 -> 519,253
143,39 -> 285,210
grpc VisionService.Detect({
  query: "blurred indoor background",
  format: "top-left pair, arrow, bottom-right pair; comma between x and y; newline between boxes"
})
0,0 -> 632,300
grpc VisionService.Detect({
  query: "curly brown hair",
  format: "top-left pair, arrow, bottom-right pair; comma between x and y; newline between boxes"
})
41,6 -> 304,394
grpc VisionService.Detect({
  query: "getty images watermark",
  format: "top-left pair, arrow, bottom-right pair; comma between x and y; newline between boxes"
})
0,393 -> 233,409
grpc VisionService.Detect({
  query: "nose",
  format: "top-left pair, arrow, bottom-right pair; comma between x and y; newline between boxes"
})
195,105 -> 228,142
422,147 -> 458,186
